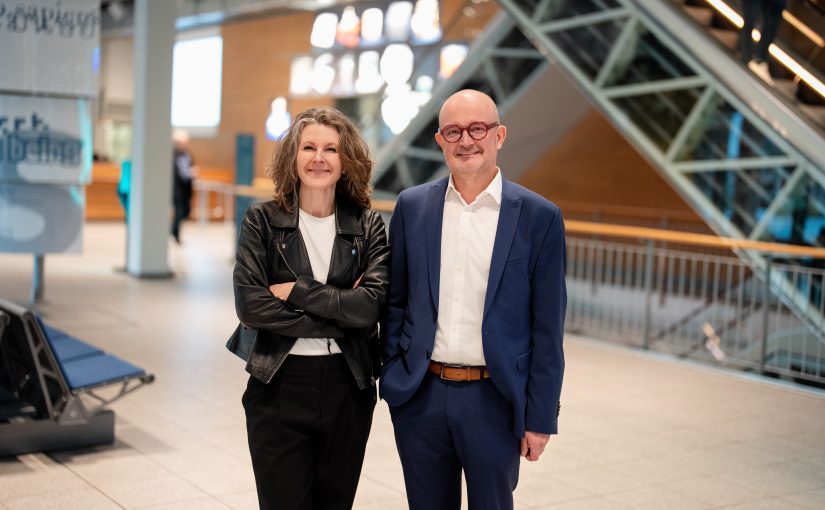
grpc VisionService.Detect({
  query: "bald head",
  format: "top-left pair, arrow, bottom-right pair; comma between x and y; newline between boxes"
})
439,89 -> 499,127
435,89 -> 506,197
173,129 -> 190,150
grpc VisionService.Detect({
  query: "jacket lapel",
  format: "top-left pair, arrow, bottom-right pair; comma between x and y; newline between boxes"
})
268,197 -> 311,278
426,179 -> 448,311
483,179 -> 522,319
270,196 -> 362,281
280,229 -> 313,278
326,201 -> 361,287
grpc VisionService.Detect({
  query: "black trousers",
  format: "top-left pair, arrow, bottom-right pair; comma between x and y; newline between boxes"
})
171,194 -> 191,241
243,354 -> 376,510
739,0 -> 786,63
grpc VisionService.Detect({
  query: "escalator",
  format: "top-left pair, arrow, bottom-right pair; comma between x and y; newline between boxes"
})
493,0 -> 825,369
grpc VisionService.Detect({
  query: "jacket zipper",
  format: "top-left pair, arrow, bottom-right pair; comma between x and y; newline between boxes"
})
276,232 -> 304,312
276,232 -> 299,279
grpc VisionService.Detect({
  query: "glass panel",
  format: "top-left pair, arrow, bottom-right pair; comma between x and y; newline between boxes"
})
675,97 -> 785,162
511,0 -> 622,24
476,29 -> 543,98
753,173 -> 825,246
489,54 -> 544,97
612,87 -> 703,151
375,163 -> 403,192
605,27 -> 696,87
409,159 -> 445,184
689,166 -> 795,234
548,19 -> 627,80
547,0 -> 622,23
411,118 -> 440,150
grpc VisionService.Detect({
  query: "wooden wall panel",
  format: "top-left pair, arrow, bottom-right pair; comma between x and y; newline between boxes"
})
516,110 -> 709,231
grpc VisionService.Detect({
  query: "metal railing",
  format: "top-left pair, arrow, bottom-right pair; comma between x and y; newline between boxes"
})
193,180 -> 234,224
566,230 -> 825,384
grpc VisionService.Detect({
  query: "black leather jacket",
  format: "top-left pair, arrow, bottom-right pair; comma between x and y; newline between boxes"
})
233,197 -> 390,390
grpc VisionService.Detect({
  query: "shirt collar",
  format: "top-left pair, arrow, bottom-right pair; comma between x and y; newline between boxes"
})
445,168 -> 502,207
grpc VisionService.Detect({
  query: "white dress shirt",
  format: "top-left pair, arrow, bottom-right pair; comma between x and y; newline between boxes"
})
432,169 -> 502,366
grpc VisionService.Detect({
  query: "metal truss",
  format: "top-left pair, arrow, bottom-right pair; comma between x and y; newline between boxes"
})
497,0 -> 825,337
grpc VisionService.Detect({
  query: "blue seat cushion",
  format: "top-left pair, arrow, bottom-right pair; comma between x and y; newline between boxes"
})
35,317 -> 146,391
61,354 -> 146,391
40,321 -> 73,343
37,319 -> 103,364
50,336 -> 104,363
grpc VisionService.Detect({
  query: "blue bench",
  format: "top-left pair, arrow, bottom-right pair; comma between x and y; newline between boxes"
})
0,299 -> 154,455
38,320 -> 148,392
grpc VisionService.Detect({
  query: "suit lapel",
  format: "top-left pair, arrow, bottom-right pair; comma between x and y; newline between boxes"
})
426,179 -> 448,311
483,180 -> 522,319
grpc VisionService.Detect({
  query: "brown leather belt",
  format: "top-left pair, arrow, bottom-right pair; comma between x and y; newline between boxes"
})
428,360 -> 490,381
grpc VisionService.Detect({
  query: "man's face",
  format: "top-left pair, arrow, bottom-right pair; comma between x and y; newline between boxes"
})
435,96 -> 506,180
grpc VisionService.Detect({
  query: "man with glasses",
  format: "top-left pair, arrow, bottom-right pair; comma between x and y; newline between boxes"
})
381,89 -> 567,510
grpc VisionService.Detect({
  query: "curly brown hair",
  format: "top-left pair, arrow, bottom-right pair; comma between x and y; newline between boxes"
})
266,106 -> 374,212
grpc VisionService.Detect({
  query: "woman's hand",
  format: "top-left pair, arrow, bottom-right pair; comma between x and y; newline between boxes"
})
270,282 -> 295,301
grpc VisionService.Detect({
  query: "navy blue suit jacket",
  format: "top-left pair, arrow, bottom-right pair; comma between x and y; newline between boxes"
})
380,176 -> 566,437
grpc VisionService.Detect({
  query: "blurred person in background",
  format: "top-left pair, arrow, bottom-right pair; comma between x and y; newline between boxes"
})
171,129 -> 197,243
739,0 -> 787,85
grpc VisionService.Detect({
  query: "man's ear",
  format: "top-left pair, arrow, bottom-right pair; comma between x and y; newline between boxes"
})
435,132 -> 446,150
496,125 -> 507,149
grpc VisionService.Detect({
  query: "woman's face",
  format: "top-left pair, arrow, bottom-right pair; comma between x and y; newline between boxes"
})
296,123 -> 342,193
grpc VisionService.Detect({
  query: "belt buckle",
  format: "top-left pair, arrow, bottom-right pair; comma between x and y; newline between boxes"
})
440,363 -> 469,381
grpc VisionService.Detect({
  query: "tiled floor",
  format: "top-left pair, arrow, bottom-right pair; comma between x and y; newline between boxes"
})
1,221 -> 824,509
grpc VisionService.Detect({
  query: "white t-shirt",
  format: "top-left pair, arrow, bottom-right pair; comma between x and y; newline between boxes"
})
288,209 -> 342,355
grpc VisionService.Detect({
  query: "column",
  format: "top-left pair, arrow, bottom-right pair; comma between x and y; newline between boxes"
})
127,0 -> 176,277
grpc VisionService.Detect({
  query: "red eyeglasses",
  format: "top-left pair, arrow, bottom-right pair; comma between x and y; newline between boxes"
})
438,121 -> 499,143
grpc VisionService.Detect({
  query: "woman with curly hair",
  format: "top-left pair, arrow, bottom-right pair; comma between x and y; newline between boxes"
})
233,106 -> 390,510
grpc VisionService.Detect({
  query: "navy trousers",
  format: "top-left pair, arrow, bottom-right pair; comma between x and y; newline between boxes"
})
390,372 -> 520,510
